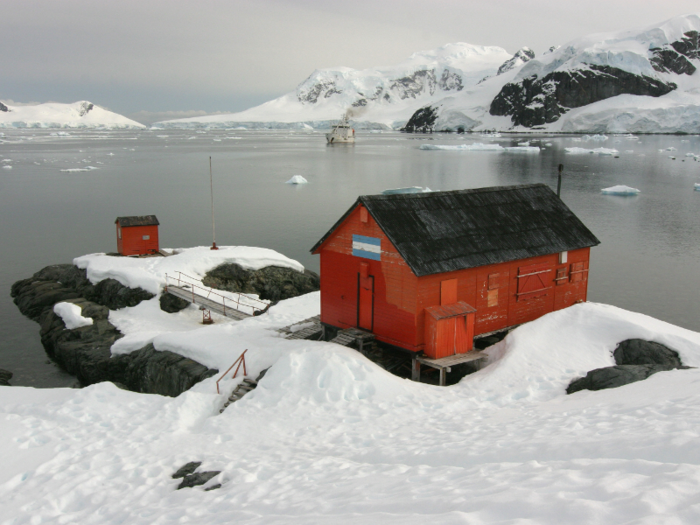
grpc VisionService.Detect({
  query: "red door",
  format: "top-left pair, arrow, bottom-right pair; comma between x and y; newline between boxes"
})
358,274 -> 374,330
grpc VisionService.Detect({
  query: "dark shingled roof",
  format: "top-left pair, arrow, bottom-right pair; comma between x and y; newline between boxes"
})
115,215 -> 160,227
311,184 -> 600,277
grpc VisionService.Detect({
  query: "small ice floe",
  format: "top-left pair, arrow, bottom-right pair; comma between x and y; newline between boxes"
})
583,134 -> 608,141
49,131 -> 71,137
213,138 -> 221,142
517,141 -> 530,146
667,147 -> 677,151
420,143 -> 503,151
480,132 -> 501,138
54,302 -> 93,329
60,166 -> 99,172
545,142 -> 553,146
107,152 -> 115,156
2,158 -> 12,163
286,175 -> 308,184
601,185 -> 640,196
685,153 -> 698,159
187,136 -> 196,140
669,156 -> 676,160
382,186 -> 433,195
2,165 -> 12,170
565,147 -> 618,155
156,135 -> 169,138
505,146 -> 541,153
623,134 -> 639,140
694,183 -> 700,192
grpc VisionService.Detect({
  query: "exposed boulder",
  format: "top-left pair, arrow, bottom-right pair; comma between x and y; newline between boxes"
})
566,364 -> 678,394
490,65 -> 677,128
159,292 -> 190,313
613,339 -> 682,368
567,338 -> 689,395
201,263 -> 319,303
0,102 -> 9,112
401,106 -> 439,133
0,369 -> 12,386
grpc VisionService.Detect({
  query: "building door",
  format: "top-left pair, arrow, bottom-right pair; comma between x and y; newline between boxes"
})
358,265 -> 374,331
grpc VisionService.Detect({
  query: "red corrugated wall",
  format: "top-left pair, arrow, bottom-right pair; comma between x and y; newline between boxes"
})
117,225 -> 159,256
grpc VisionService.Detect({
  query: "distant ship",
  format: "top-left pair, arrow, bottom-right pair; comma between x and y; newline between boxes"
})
326,115 -> 355,144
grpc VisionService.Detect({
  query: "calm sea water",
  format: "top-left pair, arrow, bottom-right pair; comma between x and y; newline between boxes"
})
1,129 -> 699,387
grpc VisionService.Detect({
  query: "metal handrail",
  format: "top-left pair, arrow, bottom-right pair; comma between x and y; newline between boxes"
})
164,272 -> 269,316
216,349 -> 248,394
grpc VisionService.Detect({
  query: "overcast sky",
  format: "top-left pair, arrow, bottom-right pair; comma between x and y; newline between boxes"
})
1,0 -> 698,124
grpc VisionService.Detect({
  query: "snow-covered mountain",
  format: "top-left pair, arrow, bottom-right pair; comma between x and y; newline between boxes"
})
407,13 -> 700,133
157,14 -> 700,134
153,43 -> 514,130
0,101 -> 145,129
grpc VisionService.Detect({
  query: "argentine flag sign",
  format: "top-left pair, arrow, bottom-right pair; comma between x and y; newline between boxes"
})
352,235 -> 381,261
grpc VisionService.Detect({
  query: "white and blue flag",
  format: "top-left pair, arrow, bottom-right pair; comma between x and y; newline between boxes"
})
352,235 -> 381,261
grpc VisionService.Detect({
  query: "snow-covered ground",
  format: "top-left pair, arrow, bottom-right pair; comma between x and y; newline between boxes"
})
3,248 -> 700,523
0,100 -> 145,129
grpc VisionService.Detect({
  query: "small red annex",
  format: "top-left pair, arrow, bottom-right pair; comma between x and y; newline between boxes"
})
115,215 -> 160,256
310,184 -> 600,360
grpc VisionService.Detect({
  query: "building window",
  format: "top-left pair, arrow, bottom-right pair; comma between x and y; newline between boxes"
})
142,235 -> 150,240
117,227 -> 121,240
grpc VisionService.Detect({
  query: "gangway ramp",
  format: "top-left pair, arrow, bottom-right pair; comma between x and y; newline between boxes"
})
164,272 -> 270,321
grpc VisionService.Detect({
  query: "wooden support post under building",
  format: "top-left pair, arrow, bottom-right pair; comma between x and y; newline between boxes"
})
411,358 -> 420,382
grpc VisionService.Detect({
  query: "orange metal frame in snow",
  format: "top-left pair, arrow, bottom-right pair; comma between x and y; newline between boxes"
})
216,349 -> 248,394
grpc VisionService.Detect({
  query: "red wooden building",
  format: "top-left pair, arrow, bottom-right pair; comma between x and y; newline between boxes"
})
311,184 -> 599,361
115,215 -> 160,256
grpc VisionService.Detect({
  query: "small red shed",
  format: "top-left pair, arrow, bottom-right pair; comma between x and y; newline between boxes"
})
115,215 -> 160,256
310,184 -> 600,360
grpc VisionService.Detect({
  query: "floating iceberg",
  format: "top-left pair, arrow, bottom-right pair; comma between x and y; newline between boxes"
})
565,147 -> 618,155
2,165 -> 12,170
382,186 -> 433,195
601,185 -> 640,196
504,146 -> 540,153
60,166 -> 99,172
695,183 -> 700,192
582,134 -> 608,141
286,175 -> 308,184
420,143 -> 504,151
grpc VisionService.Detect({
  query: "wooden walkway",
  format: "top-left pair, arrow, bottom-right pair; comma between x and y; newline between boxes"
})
414,351 -> 487,386
277,315 -> 324,341
219,377 -> 258,413
330,327 -> 375,352
165,284 -> 251,321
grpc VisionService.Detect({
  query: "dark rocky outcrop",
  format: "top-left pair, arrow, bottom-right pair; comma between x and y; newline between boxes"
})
177,471 -> 221,490
11,264 -> 216,396
567,338 -> 690,394
489,65 -> 676,128
159,292 -> 190,313
11,264 -> 154,320
0,102 -> 9,112
172,462 -> 202,479
566,364 -> 679,394
0,369 -> 12,386
78,102 -> 94,116
201,263 -> 319,303
390,69 -> 438,100
497,47 -> 535,76
650,30 -> 699,75
613,339 -> 682,368
401,106 -> 439,133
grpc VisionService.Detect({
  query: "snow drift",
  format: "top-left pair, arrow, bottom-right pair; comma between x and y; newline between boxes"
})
0,100 -> 145,129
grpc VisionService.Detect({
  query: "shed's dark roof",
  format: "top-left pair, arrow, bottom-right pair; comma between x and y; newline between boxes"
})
115,215 -> 159,227
311,184 -> 600,277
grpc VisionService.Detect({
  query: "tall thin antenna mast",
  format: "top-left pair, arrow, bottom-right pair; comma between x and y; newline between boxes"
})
210,156 -> 218,250
557,164 -> 563,197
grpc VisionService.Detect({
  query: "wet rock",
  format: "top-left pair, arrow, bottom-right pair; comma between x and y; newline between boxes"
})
613,339 -> 682,367
0,369 -> 12,386
172,462 -> 202,479
566,364 -> 678,394
202,263 -> 319,303
177,471 -> 221,490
